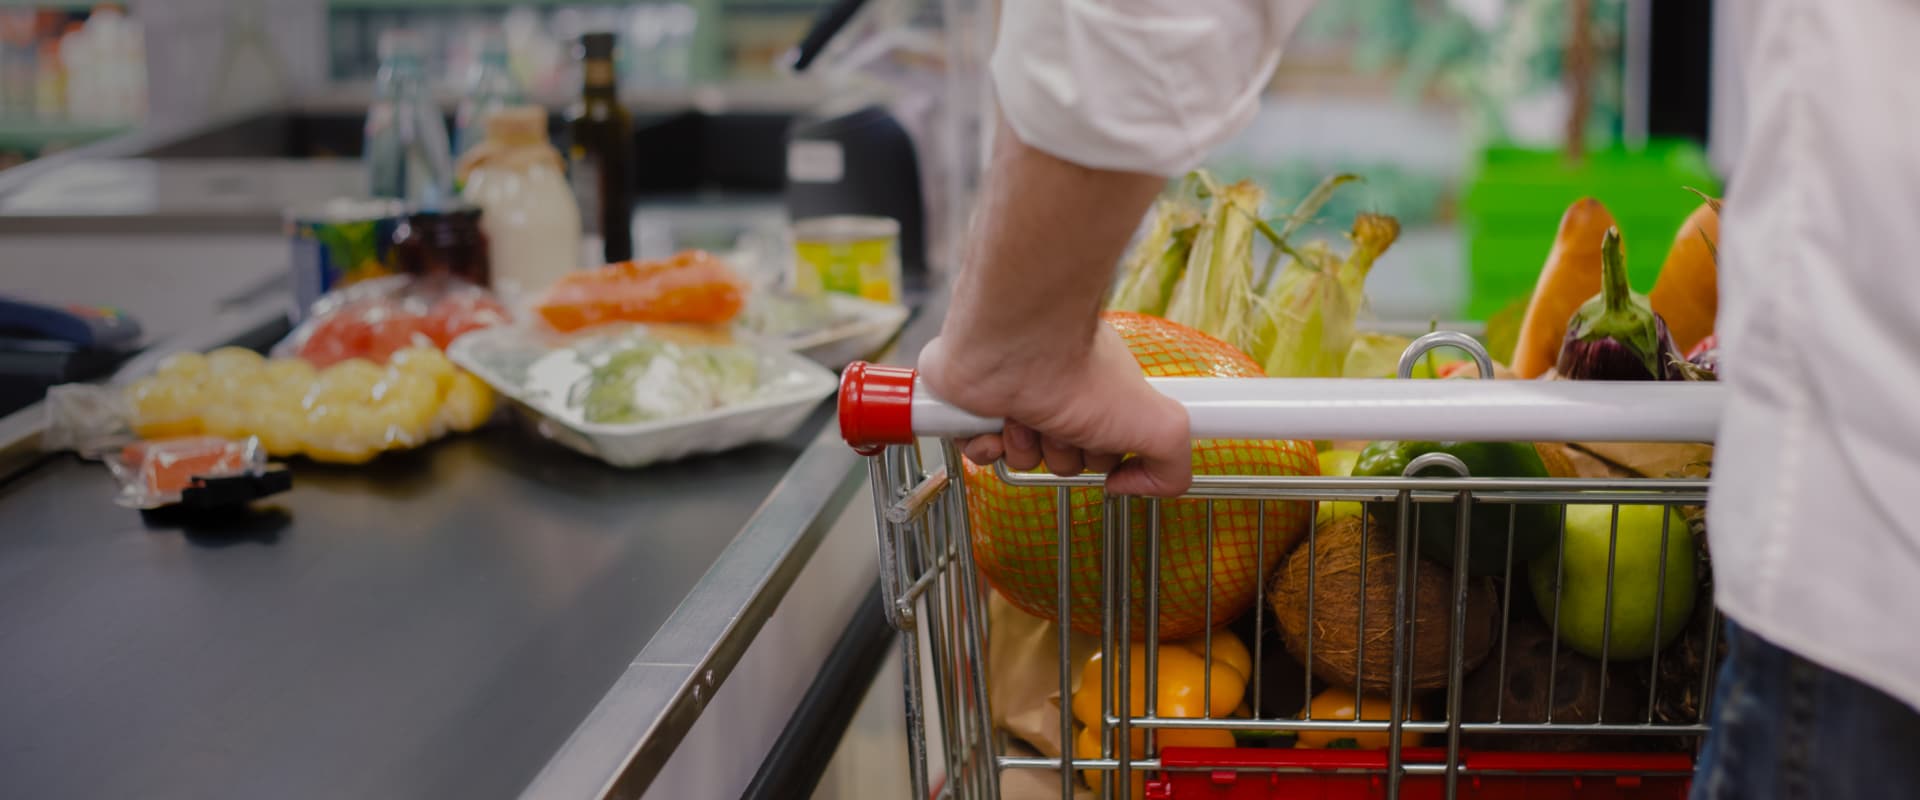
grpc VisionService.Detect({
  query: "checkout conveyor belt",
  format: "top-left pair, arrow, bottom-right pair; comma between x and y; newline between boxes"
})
0,401 -> 833,799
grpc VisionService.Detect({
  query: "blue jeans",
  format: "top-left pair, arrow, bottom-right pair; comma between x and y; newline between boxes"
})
1692,621 -> 1920,799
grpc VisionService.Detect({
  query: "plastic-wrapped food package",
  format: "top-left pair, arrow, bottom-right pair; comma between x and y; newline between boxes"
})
448,325 -> 837,467
50,344 -> 498,466
533,250 -> 745,333
104,436 -> 290,509
277,275 -> 510,367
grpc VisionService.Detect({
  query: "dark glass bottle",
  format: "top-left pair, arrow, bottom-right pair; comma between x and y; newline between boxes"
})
567,32 -> 633,265
390,206 -> 491,287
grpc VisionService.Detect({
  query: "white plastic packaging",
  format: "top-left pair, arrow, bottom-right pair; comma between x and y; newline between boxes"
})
448,325 -> 836,468
458,105 -> 583,298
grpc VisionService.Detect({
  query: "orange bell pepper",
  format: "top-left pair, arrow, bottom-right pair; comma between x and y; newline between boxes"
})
1069,630 -> 1249,798
1295,686 -> 1426,750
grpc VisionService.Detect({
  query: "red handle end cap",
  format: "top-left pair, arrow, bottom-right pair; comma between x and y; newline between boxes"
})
839,361 -> 916,455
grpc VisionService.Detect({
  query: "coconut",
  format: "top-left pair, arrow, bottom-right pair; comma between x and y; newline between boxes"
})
1268,515 -> 1497,693
1460,616 -> 1643,752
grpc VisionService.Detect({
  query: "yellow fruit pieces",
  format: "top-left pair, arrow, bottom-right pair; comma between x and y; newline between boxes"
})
122,345 -> 495,463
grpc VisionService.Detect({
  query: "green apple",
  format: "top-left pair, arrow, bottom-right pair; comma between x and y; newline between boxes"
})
1315,449 -> 1362,527
1529,504 -> 1695,661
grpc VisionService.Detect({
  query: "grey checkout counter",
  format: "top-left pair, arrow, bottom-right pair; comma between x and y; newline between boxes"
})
0,102 -> 916,800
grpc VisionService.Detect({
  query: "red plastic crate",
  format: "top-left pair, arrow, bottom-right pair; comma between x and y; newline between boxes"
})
1145,747 -> 1694,800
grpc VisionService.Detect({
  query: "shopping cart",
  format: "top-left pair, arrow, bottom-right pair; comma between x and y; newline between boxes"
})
840,333 -> 1725,800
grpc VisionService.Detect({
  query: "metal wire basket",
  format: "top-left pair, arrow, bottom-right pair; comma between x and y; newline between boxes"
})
840,333 -> 1724,800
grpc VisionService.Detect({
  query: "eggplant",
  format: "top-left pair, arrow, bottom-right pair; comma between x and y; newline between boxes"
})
1556,227 -> 1684,380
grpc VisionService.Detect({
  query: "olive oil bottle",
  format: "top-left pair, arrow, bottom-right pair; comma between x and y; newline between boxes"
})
567,32 -> 633,264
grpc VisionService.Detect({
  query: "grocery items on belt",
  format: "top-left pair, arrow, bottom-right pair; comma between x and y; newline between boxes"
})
458,105 -> 581,297
286,199 -> 409,323
1529,503 -> 1696,661
964,312 -> 1317,640
1512,198 -> 1617,378
792,215 -> 904,304
1649,194 -> 1722,354
446,324 -> 835,468
576,340 -> 760,425
1554,227 -> 1684,381
388,206 -> 491,288
1294,687 -> 1425,750
569,31 -> 634,264
281,275 -> 509,367
115,345 -> 495,464
1071,631 -> 1249,798
1268,515 -> 1497,693
106,435 -> 290,510
734,291 -> 910,370
1351,440 -> 1561,575
533,250 -> 745,333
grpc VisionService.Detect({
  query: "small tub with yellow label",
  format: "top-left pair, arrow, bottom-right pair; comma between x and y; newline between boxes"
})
792,215 -> 901,304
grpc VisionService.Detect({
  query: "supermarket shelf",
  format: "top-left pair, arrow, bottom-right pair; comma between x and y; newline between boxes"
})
0,120 -> 133,151
0,1 -> 97,9
326,0 -> 812,8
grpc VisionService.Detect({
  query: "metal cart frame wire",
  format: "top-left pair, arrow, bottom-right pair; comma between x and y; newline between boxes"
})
839,333 -> 1725,800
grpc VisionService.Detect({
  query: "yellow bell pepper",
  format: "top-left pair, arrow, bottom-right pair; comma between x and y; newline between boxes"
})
1295,686 -> 1426,749
1069,630 -> 1250,797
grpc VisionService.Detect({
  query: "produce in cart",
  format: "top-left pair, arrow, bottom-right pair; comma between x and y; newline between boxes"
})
1294,686 -> 1425,750
839,324 -> 1725,799
964,311 -> 1317,640
1530,502 -> 1697,661
1351,439 -> 1561,575
1649,193 -> 1722,353
1555,227 -> 1683,381
1107,171 -> 1402,379
1459,617 -> 1644,752
1071,631 -> 1250,798
1269,515 -> 1497,693
1512,198 -> 1617,378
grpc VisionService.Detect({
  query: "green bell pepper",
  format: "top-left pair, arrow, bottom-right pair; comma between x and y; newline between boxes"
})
1352,440 -> 1561,576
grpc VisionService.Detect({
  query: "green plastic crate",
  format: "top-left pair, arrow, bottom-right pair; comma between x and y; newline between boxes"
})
1460,140 -> 1721,320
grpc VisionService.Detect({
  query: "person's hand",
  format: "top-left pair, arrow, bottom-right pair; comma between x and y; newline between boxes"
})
919,321 -> 1192,497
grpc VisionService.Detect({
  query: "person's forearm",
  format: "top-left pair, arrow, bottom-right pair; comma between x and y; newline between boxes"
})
939,125 -> 1165,391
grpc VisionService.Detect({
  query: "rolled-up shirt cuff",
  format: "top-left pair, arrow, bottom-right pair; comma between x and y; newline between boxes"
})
990,0 -> 1310,176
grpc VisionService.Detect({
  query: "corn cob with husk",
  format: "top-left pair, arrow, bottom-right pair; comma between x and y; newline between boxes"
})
1163,176 -> 1267,353
1251,211 -> 1401,378
1108,170 -> 1399,379
1109,200 -> 1201,316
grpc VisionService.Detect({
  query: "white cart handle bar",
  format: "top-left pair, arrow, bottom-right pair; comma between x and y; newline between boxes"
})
839,333 -> 1722,454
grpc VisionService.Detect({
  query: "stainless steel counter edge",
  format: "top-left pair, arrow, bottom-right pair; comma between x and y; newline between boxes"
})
520,294 -> 940,800
516,430 -> 864,800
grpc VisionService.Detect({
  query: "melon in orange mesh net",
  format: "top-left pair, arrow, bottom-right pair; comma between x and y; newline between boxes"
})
964,312 -> 1317,640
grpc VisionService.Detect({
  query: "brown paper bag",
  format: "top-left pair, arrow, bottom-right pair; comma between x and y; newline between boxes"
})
1534,370 -> 1715,479
1535,441 -> 1636,479
1569,441 -> 1714,479
989,593 -> 1096,756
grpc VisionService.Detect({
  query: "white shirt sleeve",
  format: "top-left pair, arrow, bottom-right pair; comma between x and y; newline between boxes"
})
991,0 -> 1318,176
